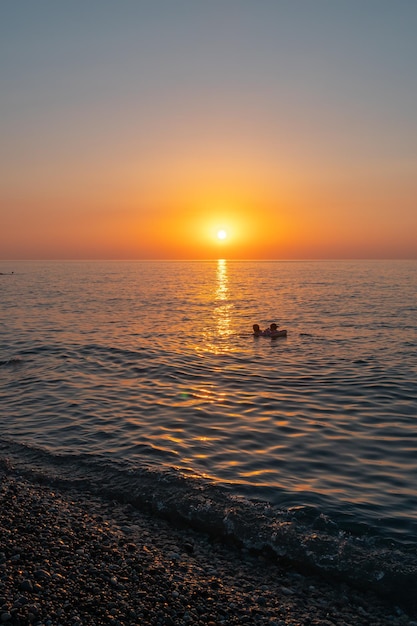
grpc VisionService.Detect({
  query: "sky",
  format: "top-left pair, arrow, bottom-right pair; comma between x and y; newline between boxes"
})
1,1 -> 416,260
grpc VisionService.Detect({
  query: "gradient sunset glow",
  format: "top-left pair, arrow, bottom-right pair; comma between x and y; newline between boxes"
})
1,1 -> 416,260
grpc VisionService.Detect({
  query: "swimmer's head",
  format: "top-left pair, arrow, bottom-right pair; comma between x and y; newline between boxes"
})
253,324 -> 260,332
270,323 -> 278,330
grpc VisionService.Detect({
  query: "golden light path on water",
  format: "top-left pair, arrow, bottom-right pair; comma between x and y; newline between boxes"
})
154,260 -> 234,474
183,258 -> 233,474
214,258 -> 232,340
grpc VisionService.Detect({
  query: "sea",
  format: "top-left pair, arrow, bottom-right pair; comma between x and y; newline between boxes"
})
1,259 -> 417,607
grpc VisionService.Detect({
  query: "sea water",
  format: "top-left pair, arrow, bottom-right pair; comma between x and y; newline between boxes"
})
1,260 -> 417,602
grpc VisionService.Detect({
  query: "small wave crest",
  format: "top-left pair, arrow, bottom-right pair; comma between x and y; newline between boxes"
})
0,357 -> 23,368
0,437 -> 416,612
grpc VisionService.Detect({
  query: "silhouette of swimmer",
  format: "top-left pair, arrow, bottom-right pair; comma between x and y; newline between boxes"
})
253,322 -> 287,338
262,323 -> 279,336
269,322 -> 287,338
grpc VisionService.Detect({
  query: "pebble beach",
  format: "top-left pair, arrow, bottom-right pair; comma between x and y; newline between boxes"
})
1,464 -> 415,626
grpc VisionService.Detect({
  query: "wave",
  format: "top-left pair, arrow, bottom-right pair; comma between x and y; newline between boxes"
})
0,437 -> 416,613
0,357 -> 24,368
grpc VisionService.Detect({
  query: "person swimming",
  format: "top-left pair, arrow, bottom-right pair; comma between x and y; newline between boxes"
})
263,323 -> 279,336
254,323 -> 274,336
253,322 -> 287,338
269,322 -> 287,338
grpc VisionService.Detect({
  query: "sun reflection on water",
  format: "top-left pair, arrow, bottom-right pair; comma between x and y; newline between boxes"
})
196,259 -> 235,356
214,259 -> 232,339
216,258 -> 228,300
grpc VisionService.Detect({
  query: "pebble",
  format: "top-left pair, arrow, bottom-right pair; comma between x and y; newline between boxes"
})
34,569 -> 51,580
18,580 -> 33,593
280,585 -> 295,596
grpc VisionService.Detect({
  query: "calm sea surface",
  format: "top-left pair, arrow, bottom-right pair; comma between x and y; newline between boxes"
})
1,260 -> 417,553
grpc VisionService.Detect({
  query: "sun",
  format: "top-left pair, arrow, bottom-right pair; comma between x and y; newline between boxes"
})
217,229 -> 227,240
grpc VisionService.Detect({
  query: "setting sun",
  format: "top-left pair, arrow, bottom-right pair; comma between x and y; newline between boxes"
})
217,229 -> 227,240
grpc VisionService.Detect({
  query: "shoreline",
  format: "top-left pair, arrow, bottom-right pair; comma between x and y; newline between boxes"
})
1,464 -> 414,626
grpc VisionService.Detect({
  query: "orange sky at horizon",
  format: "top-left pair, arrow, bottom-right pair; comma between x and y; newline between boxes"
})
3,157 -> 416,259
1,2 -> 417,261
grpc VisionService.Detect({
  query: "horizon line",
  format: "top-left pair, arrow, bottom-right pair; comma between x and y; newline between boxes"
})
1,257 -> 416,263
